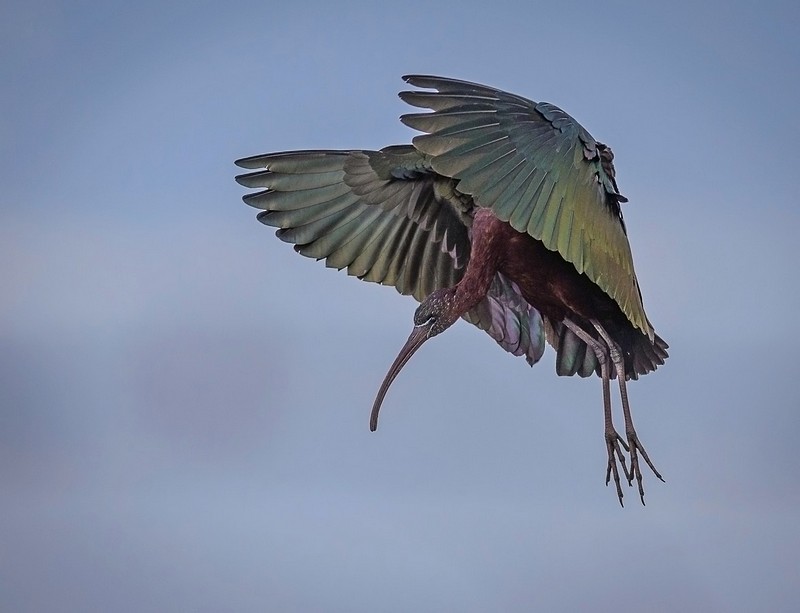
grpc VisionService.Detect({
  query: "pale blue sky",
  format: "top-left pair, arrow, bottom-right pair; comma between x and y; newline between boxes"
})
2,1 -> 799,611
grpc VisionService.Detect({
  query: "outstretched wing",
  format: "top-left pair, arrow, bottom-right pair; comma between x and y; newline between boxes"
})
236,147 -> 467,300
400,75 -> 652,339
235,146 -> 545,365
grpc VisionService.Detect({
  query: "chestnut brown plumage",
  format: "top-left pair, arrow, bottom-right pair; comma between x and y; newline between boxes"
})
235,75 -> 668,505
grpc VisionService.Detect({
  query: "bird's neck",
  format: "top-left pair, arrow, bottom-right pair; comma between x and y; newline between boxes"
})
453,208 -> 507,314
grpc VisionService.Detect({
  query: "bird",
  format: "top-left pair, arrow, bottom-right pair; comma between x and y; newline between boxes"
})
235,75 -> 669,506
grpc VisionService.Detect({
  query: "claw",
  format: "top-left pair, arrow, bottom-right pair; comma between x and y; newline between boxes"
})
626,430 -> 665,505
605,429 -> 631,506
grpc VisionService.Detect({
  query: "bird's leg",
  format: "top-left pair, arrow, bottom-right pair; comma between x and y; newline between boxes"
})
591,320 -> 664,505
562,318 -> 630,506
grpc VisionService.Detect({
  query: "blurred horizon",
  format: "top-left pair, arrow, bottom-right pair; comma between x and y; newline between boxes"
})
2,1 -> 798,611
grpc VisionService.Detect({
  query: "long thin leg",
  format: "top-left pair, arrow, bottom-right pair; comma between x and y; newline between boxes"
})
563,318 -> 630,506
591,320 -> 664,505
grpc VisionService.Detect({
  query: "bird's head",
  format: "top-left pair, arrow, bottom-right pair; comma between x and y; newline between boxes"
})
411,287 -> 460,337
370,287 -> 459,431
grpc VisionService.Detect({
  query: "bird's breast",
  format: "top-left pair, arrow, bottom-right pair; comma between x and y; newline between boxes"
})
499,228 -> 619,324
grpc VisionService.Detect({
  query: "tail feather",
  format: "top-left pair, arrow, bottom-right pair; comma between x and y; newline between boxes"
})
546,319 -> 668,381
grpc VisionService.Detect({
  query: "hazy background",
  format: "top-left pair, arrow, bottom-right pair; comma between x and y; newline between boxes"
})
2,1 -> 798,610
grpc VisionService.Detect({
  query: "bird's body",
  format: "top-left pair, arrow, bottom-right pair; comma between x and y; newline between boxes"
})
479,208 -> 620,332
236,75 -> 668,505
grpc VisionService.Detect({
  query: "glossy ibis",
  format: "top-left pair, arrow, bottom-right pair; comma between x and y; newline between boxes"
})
235,75 -> 668,505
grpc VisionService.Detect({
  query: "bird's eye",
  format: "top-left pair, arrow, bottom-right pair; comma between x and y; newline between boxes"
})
414,314 -> 436,327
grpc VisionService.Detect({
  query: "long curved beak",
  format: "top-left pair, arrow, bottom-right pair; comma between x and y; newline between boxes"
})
369,323 -> 431,431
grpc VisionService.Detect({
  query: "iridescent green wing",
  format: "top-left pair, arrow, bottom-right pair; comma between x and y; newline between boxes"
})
236,147 -> 467,300
400,75 -> 651,338
235,146 -> 545,364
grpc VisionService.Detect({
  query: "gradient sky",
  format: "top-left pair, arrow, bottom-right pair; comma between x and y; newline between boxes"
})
2,1 -> 799,611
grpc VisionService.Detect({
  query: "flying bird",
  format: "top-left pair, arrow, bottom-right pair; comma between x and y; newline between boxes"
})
235,75 -> 668,505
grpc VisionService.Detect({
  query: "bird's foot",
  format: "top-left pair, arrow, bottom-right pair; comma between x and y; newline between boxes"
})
625,429 -> 665,505
605,428 -> 631,506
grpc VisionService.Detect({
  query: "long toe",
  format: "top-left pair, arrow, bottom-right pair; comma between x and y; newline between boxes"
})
627,431 -> 664,505
605,430 -> 631,506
